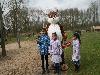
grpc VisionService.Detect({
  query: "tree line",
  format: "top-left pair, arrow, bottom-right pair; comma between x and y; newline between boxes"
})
0,0 -> 99,56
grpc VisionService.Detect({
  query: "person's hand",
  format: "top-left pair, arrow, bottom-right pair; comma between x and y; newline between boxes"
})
62,44 -> 66,49
66,41 -> 71,47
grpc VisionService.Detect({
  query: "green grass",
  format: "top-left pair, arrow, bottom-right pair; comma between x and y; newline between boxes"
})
6,34 -> 36,44
5,32 -> 100,75
64,32 -> 100,75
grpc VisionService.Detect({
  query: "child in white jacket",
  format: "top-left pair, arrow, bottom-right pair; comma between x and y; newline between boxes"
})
49,32 -> 62,74
72,32 -> 81,72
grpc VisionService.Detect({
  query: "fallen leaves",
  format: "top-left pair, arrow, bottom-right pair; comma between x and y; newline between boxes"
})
0,41 -> 41,75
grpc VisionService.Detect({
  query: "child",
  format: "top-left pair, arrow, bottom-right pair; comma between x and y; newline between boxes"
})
49,32 -> 62,74
72,32 -> 81,72
38,28 -> 50,74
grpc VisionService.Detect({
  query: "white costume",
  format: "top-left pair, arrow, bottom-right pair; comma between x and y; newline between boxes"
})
47,17 -> 62,42
49,39 -> 62,63
72,39 -> 80,61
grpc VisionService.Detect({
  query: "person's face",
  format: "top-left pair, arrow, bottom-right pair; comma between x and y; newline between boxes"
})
52,34 -> 57,40
73,36 -> 77,40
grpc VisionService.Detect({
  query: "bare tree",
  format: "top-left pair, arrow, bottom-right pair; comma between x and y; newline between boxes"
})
0,3 -> 6,57
6,0 -> 28,48
89,1 -> 98,25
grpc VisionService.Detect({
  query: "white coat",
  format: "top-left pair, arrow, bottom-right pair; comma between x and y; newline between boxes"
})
72,39 -> 80,61
47,17 -> 62,42
49,39 -> 62,63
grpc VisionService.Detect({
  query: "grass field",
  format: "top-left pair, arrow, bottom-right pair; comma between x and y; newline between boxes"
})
6,34 -> 36,44
4,32 -> 100,75
65,32 -> 100,75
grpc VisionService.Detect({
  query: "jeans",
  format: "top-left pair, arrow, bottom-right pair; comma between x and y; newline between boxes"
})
73,60 -> 80,71
41,55 -> 49,71
54,63 -> 61,74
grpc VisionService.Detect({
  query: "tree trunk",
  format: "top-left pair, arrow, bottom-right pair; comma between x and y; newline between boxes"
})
17,30 -> 21,48
1,27 -> 6,56
15,0 -> 21,48
0,3 -> 6,57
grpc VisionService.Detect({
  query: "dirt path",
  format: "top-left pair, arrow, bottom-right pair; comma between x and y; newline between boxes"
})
0,41 -> 67,75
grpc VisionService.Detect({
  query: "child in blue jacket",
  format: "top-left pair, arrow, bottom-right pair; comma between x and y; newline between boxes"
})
38,28 -> 50,74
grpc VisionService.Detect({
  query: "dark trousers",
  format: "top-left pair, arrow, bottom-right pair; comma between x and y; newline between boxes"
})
54,63 -> 61,75
41,55 -> 49,71
73,60 -> 80,71
61,51 -> 65,65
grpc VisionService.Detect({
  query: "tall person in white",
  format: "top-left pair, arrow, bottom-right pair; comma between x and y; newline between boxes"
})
47,10 -> 62,42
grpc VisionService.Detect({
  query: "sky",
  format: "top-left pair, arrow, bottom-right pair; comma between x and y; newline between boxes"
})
28,0 -> 96,10
0,0 -> 97,16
